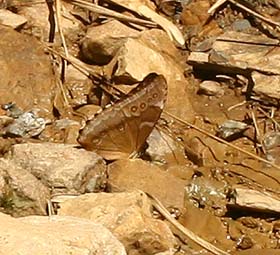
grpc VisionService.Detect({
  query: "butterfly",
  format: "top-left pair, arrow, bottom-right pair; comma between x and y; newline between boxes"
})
78,73 -> 168,160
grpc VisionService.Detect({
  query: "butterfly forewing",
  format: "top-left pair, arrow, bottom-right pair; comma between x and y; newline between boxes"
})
78,73 -> 167,160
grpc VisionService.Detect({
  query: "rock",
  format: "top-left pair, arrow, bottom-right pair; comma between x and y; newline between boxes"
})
233,249 -> 280,255
263,131 -> 280,165
184,176 -> 228,214
252,71 -> 280,104
80,20 -> 140,65
18,1 -> 81,41
217,120 -> 248,140
39,119 -> 81,144
58,191 -> 177,254
212,32 -> 280,74
81,24 -> 194,121
198,80 -> 224,97
107,159 -> 186,209
8,143 -> 106,193
0,9 -> 27,29
106,0 -> 185,46
0,159 -> 50,216
107,29 -> 195,122
146,128 -> 187,166
232,19 -> 251,32
4,110 -> 46,138
0,212 -> 126,255
64,65 -> 93,107
0,25 -> 56,118
180,204 -> 233,251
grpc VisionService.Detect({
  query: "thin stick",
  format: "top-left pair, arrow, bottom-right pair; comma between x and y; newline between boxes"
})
257,107 -> 280,130
66,0 -> 157,27
209,0 -> 280,28
227,101 -> 246,111
55,0 -> 69,57
251,110 -> 266,154
46,47 -> 125,100
208,0 -> 227,16
228,0 -> 280,28
146,193 -> 231,255
164,111 -> 280,171
54,0 -> 69,85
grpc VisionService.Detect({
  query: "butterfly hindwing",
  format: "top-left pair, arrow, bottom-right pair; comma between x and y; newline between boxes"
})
78,73 -> 167,160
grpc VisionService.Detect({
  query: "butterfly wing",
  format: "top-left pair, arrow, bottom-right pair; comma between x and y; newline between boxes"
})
78,73 -> 167,160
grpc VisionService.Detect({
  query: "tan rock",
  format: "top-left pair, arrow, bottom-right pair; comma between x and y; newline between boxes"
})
64,65 -> 92,107
81,24 -> 193,121
0,25 -> 56,118
0,159 -> 49,216
108,29 -> 195,122
198,80 -> 224,97
8,143 -> 106,193
107,159 -> 186,209
233,249 -> 280,255
0,9 -> 27,29
0,213 -> 126,255
18,2 -> 81,41
80,20 -> 140,65
104,0 -> 184,46
58,191 -> 177,254
39,119 -> 81,144
252,71 -> 280,103
146,128 -> 187,166
212,31 -> 280,74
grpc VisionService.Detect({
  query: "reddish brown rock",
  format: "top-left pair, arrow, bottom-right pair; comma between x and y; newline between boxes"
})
0,25 -> 56,118
108,159 -> 187,209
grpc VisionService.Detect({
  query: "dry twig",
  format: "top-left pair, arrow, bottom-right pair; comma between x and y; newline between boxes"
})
146,192 -> 230,255
164,111 -> 280,171
65,0 -> 157,27
209,0 -> 280,29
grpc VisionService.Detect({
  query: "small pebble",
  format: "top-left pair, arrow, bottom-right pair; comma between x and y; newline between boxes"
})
198,80 -> 224,97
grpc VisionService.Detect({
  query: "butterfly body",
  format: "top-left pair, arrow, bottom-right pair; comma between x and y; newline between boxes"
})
78,73 -> 168,160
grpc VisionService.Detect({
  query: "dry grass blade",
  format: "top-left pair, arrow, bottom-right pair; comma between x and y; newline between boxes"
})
228,0 -> 280,28
55,0 -> 69,57
209,0 -> 280,28
164,111 -> 280,171
251,110 -> 266,155
104,0 -> 185,46
208,0 -> 227,15
257,107 -> 280,130
46,46 -> 124,100
146,193 -> 230,255
64,0 -> 157,27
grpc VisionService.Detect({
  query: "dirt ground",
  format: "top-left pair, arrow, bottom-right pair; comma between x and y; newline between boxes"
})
1,0 -> 280,254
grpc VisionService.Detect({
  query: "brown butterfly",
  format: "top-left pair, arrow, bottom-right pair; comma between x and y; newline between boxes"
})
78,73 -> 168,160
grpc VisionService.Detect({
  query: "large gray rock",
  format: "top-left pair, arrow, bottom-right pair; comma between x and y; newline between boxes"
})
8,143 -> 107,193
58,191 -> 177,254
0,213 -> 126,255
0,159 -> 49,216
